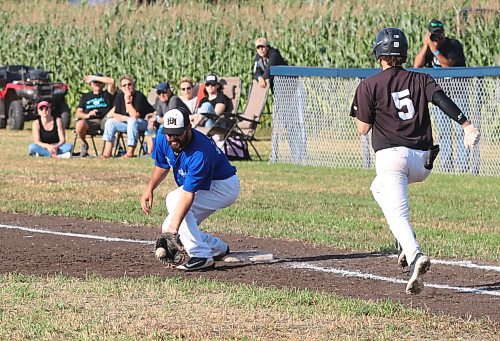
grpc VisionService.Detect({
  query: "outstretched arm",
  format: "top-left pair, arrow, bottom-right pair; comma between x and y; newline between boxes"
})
141,166 -> 169,215
432,90 -> 480,148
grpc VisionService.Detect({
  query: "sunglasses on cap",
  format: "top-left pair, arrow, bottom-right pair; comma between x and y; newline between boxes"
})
38,106 -> 49,111
205,82 -> 217,87
256,45 -> 267,49
430,22 -> 444,28
157,90 -> 168,95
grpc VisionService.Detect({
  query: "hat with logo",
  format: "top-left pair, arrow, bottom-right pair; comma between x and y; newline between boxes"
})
255,37 -> 268,48
37,100 -> 51,110
205,74 -> 218,85
428,19 -> 445,33
161,107 -> 190,135
156,81 -> 171,92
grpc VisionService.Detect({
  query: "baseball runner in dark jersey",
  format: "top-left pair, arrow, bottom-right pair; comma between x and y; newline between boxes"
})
350,28 -> 480,294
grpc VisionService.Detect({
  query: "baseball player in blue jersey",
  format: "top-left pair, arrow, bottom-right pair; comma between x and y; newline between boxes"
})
140,107 -> 240,271
350,28 -> 480,294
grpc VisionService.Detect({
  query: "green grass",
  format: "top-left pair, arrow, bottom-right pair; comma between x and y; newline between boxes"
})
1,129 -> 498,261
1,273 -> 497,340
0,129 -> 499,338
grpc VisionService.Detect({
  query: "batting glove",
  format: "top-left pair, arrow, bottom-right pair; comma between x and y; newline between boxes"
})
463,124 -> 480,149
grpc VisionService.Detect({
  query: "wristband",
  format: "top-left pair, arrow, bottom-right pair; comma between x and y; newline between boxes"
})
433,50 -> 440,56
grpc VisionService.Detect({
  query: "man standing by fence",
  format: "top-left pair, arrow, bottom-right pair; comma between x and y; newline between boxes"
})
254,37 -> 307,164
413,19 -> 472,173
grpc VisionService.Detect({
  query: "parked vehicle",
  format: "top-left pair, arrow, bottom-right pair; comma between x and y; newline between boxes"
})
0,65 -> 71,130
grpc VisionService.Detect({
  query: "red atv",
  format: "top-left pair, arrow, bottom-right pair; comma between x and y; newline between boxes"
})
0,65 -> 71,130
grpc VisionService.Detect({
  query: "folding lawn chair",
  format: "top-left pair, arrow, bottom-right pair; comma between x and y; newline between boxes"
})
199,79 -> 269,161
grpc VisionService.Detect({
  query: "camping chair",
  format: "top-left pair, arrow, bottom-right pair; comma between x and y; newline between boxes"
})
200,79 -> 269,161
147,88 -> 157,106
219,76 -> 241,115
71,128 -> 102,157
114,131 -> 147,157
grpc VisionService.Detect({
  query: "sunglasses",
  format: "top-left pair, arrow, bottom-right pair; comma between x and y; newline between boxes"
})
256,45 -> 267,49
38,106 -> 49,111
181,87 -> 192,91
157,91 -> 168,95
167,130 -> 186,138
205,82 -> 217,87
121,83 -> 133,87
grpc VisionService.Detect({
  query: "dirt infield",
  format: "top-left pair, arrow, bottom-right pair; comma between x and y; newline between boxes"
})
1,212 -> 498,322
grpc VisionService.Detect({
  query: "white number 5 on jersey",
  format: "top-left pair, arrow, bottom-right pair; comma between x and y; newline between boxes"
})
391,89 -> 415,120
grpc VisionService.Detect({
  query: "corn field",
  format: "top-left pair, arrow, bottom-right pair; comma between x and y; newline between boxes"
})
0,0 -> 498,115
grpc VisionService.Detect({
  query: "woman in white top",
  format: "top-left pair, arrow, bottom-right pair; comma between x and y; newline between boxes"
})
177,77 -> 197,114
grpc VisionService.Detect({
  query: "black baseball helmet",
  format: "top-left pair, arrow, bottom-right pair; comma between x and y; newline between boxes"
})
372,28 -> 408,60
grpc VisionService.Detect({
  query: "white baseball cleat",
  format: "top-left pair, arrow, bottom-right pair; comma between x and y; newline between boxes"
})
405,253 -> 431,295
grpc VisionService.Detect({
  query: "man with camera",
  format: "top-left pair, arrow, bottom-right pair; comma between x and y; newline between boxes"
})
413,19 -> 466,68
414,20 -> 472,173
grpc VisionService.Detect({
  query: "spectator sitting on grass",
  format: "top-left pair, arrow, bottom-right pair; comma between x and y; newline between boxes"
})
28,100 -> 72,158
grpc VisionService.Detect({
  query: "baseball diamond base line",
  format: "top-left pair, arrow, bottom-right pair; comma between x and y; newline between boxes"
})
1,224 -> 499,272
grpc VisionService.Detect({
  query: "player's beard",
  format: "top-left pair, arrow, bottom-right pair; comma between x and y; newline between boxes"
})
168,131 -> 189,152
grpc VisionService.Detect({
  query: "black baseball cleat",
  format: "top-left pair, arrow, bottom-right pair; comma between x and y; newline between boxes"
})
405,253 -> 431,295
214,246 -> 230,261
176,257 -> 214,271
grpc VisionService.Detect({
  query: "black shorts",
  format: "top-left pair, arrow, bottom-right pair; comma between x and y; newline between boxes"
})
78,118 -> 106,134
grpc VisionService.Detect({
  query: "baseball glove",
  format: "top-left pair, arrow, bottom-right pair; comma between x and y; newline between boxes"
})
154,233 -> 188,267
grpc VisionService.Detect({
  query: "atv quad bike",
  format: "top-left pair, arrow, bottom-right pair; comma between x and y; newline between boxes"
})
0,65 -> 71,130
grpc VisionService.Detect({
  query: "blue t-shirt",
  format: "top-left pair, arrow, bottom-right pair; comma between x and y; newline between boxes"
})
152,129 -> 237,192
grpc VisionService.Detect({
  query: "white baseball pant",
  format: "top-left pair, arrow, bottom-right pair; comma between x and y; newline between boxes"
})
370,146 -> 431,266
162,175 -> 240,258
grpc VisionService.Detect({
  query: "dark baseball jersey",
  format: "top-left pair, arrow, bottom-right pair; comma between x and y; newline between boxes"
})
350,66 -> 442,152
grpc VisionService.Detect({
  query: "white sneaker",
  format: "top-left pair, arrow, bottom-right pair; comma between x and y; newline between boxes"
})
57,152 -> 71,159
406,254 -> 431,295
80,143 -> 89,157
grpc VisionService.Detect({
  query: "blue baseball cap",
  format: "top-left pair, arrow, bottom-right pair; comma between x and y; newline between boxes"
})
156,81 -> 170,92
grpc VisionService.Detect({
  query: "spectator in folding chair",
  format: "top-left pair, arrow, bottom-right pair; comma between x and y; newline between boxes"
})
28,100 -> 73,158
193,74 -> 231,128
173,76 -> 197,114
101,75 -> 154,159
74,73 -> 116,157
144,81 -> 174,155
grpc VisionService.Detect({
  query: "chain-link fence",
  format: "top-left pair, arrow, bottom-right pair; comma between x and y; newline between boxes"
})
270,67 -> 500,176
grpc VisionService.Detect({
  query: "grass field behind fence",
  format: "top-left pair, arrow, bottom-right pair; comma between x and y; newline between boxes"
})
0,129 -> 499,338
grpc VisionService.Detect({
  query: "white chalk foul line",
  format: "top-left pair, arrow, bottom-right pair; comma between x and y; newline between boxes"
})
387,254 -> 500,272
0,224 -> 154,245
286,262 -> 500,297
